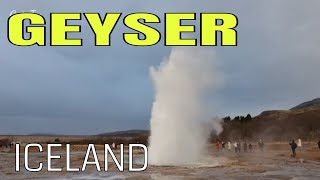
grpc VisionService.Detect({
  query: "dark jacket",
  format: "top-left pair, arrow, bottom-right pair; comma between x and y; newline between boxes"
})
290,142 -> 297,149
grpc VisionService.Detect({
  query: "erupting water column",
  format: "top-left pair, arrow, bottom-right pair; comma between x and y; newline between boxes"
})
148,47 -> 223,166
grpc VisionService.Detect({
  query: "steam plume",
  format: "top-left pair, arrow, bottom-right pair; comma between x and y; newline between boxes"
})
148,47 -> 222,165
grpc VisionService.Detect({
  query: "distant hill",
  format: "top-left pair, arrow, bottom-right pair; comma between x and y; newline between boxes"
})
28,133 -> 60,136
291,98 -> 320,110
97,130 -> 149,137
219,98 -> 320,141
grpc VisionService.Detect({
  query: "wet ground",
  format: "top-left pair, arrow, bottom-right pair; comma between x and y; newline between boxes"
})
1,143 -> 320,179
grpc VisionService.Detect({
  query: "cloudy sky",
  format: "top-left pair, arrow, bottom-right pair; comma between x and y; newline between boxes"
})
0,0 -> 319,135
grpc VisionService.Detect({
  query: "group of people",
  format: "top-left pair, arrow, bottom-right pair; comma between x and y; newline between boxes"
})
111,142 -> 118,150
214,140 -> 263,153
215,138 -> 320,157
289,139 -> 304,157
232,141 -> 254,153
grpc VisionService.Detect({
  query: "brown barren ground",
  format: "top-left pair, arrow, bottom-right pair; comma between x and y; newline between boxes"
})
0,136 -> 320,179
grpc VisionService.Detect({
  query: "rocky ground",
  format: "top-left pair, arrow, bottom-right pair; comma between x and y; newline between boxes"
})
1,142 -> 320,179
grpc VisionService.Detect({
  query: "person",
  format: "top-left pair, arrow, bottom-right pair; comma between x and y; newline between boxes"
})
297,139 -> 302,149
234,142 -> 238,153
258,140 -> 264,152
317,139 -> 320,150
228,142 -> 232,151
289,140 -> 298,157
216,141 -> 220,152
238,142 -> 241,153
249,144 -> 253,152
111,142 -> 116,149
244,141 -> 248,152
221,141 -> 226,151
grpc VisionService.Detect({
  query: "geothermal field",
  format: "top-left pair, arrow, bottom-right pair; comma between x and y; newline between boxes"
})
1,47 -> 320,179
1,140 -> 320,179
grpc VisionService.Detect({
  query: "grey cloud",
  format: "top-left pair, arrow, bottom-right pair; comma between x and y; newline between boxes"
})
0,0 -> 319,134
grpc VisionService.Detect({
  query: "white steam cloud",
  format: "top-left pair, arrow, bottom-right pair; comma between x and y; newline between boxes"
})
148,47 -> 223,166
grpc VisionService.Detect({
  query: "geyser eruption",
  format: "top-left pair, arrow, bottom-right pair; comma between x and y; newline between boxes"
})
148,47 -> 223,166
